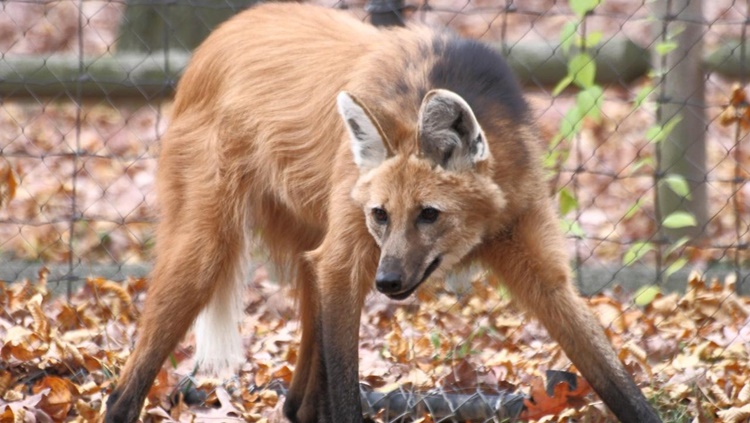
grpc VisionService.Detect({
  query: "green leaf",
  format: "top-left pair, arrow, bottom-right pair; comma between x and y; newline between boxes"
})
631,157 -> 654,173
645,125 -> 663,143
664,257 -> 689,280
662,174 -> 692,199
560,218 -> 585,238
576,85 -> 604,122
624,199 -> 643,220
458,341 -> 471,358
557,106 -> 584,141
495,283 -> 510,300
633,85 -> 655,109
662,211 -> 697,228
662,115 -> 683,136
655,41 -> 678,56
667,24 -> 685,39
646,116 -> 682,143
569,53 -> 596,89
560,22 -> 578,54
543,148 -> 559,169
430,331 -> 441,349
559,187 -> 578,215
577,31 -> 603,48
552,74 -> 575,96
647,68 -> 667,79
665,236 -> 690,256
570,0 -> 601,17
634,285 -> 661,307
623,241 -> 654,266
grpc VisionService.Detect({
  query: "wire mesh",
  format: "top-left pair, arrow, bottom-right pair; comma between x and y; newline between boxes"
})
0,0 -> 749,421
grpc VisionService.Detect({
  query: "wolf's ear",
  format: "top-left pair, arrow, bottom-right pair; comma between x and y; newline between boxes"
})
337,91 -> 393,171
417,89 -> 489,171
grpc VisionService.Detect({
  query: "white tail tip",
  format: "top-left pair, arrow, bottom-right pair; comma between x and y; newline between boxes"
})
193,267 -> 246,376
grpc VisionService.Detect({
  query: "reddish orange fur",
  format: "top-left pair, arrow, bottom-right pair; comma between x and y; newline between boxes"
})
105,4 -> 661,423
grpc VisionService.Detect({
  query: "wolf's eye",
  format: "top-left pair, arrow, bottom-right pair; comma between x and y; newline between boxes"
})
371,207 -> 388,224
418,207 -> 440,223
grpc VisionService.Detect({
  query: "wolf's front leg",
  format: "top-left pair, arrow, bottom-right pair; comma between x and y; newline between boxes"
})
316,261 -> 368,422
480,201 -> 662,423
304,222 -> 377,423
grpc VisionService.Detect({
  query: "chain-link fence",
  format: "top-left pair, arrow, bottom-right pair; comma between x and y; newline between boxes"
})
1,0 -> 749,421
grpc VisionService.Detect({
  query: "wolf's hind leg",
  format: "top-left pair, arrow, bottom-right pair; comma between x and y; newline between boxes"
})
283,261 -> 324,423
106,153 -> 251,423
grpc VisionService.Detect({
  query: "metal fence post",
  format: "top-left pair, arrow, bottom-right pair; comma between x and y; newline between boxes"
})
653,0 -> 708,243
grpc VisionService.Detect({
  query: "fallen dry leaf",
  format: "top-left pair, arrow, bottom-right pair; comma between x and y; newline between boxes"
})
522,374 -> 592,420
192,386 -> 244,421
32,376 -> 79,421
717,403 -> 750,423
0,260 -> 747,422
0,389 -> 53,423
0,164 -> 17,209
720,83 -> 750,129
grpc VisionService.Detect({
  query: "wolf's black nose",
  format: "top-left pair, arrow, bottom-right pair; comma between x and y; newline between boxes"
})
375,271 -> 402,293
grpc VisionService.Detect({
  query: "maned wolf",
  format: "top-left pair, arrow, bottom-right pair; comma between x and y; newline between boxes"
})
105,3 -> 661,423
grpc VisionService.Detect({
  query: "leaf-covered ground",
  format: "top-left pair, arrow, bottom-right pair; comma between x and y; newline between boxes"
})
1,0 -> 749,267
1,268 -> 749,422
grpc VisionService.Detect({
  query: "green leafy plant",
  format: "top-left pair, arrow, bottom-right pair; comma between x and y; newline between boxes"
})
548,0 -> 604,240
623,22 -> 694,281
551,0 -> 695,288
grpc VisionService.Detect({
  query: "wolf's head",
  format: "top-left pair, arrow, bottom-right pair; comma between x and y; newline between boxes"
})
337,90 -> 507,300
